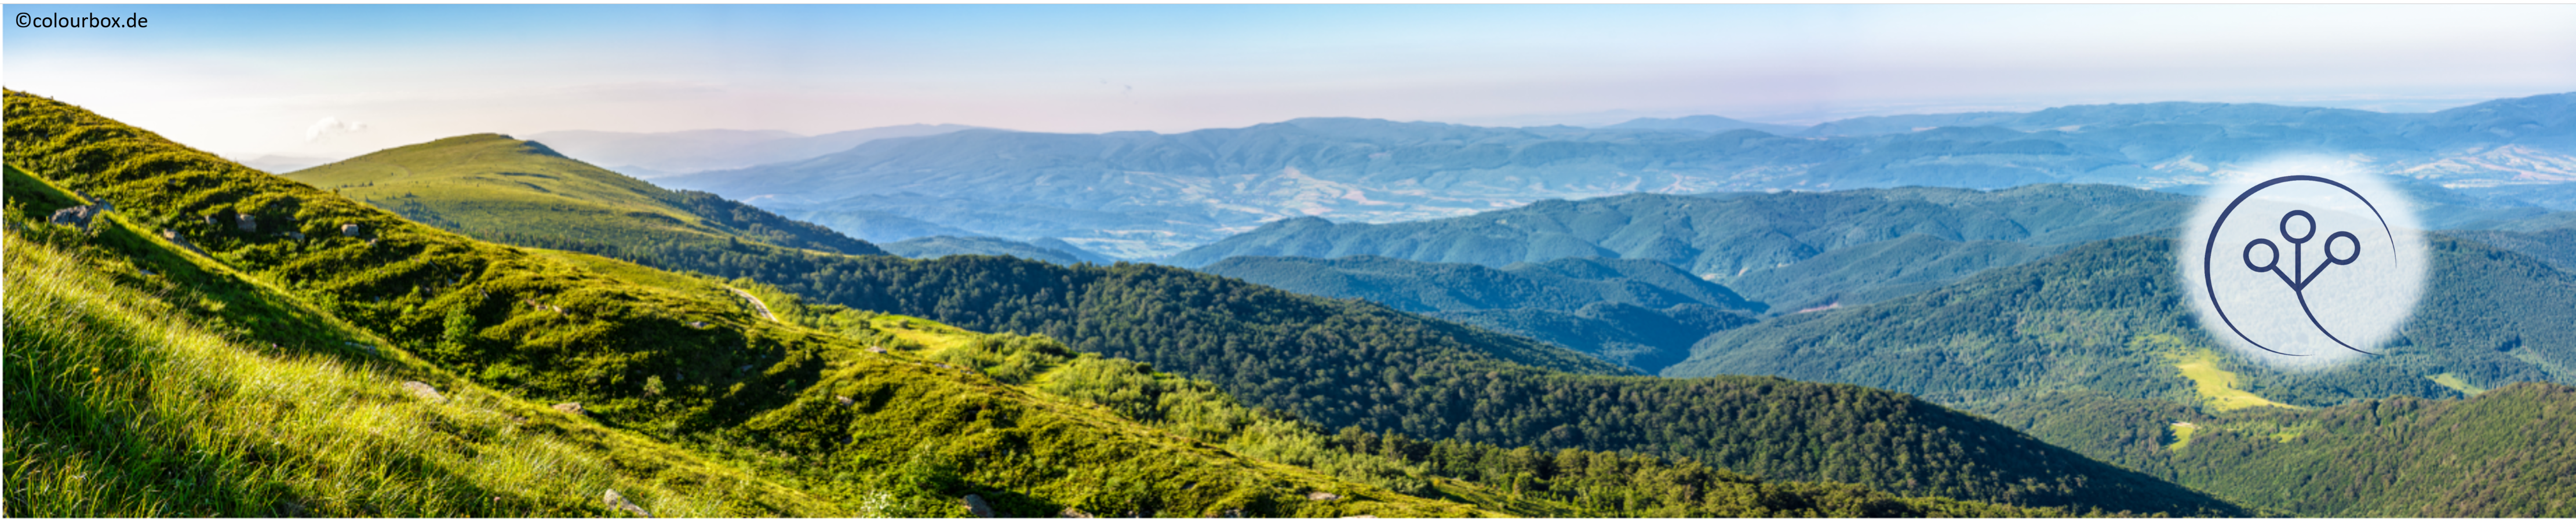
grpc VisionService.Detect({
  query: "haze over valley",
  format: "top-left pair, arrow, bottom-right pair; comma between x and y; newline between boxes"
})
11,4 -> 2576,518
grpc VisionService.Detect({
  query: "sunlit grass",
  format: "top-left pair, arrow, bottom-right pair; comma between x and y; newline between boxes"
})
2,228 -> 833,517
2428,372 -> 2489,396
2168,348 -> 2301,412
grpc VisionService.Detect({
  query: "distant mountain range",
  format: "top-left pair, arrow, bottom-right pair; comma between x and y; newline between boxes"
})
530,124 -> 981,178
1176,184 -> 2191,311
656,93 -> 2576,257
235,153 -> 345,174
880,235 -> 1118,265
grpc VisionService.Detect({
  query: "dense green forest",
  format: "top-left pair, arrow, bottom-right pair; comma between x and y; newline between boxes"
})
1201,255 -> 1763,315
1979,384 -> 2576,517
1667,235 -> 2576,407
1200,255 -> 1762,371
1664,234 -> 2576,515
1168,184 -> 2193,311
750,297 -> 2069,518
3,90 -> 1503,518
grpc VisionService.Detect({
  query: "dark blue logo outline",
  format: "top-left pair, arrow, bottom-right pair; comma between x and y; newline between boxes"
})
2200,174 -> 2399,357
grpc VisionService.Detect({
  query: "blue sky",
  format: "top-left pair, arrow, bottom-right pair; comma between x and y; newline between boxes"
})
6,4 -> 2574,159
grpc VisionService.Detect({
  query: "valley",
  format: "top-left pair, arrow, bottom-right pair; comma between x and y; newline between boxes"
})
11,86 -> 2576,518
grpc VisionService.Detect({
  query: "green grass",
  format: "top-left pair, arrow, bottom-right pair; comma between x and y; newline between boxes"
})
2,194 -> 840,516
2166,422 -> 2200,451
2169,348 -> 2302,412
2431,372 -> 2490,396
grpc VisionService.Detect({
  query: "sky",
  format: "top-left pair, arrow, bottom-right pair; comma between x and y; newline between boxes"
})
6,4 -> 2575,159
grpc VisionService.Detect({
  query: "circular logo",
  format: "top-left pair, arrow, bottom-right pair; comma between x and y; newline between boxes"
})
2183,161 -> 2426,369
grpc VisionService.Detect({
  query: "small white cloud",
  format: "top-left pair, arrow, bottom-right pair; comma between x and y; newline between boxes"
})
305,116 -> 369,142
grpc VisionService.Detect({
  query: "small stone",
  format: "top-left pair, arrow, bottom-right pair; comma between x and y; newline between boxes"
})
961,494 -> 995,518
340,223 -> 364,237
401,381 -> 447,403
602,489 -> 653,518
49,206 -> 97,230
1059,507 -> 1095,518
1305,491 -> 1342,501
281,231 -> 305,241
236,214 -> 258,232
552,402 -> 585,417
836,395 -> 854,406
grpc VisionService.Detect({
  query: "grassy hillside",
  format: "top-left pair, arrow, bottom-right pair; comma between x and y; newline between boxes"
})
4,165 -> 839,516
282,133 -> 884,260
3,89 -> 1496,518
1200,255 -> 1760,371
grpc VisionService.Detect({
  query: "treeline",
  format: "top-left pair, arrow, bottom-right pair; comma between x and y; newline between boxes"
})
1667,234 -> 2576,410
774,300 -> 2071,518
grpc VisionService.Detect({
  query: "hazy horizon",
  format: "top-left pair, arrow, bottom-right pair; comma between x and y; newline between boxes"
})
7,4 -> 2572,159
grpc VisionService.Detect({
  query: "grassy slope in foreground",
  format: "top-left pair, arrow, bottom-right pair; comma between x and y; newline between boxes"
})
283,133 -> 884,258
2,90 -> 1480,518
4,165 -> 835,516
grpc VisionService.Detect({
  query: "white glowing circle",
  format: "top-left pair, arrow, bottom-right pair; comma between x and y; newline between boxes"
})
2179,157 -> 2428,370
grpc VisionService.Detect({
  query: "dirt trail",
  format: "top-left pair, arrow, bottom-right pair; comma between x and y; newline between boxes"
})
725,286 -> 778,323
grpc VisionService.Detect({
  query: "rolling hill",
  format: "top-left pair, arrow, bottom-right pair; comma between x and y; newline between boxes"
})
3,90 -> 1510,518
209,118 -> 2247,514
280,133 -> 885,262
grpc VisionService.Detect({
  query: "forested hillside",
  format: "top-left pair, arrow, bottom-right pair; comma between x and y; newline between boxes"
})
2,90 -> 1502,518
741,290 -> 2072,518
1666,235 -> 2576,406
1200,255 -> 1761,371
730,254 -> 2242,514
1174,184 -> 2190,312
1664,233 -> 2576,516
